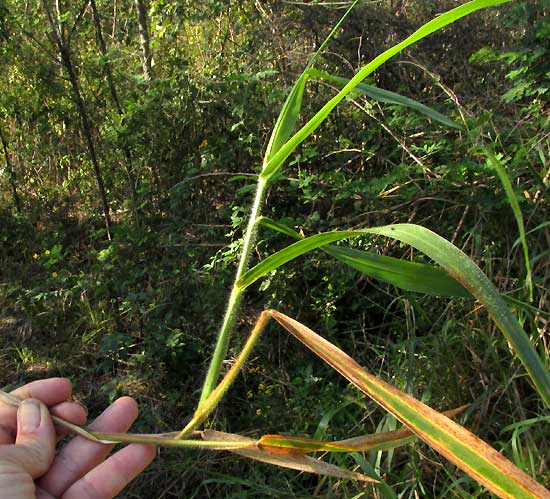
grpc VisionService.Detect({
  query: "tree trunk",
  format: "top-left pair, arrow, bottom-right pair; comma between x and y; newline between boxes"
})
134,0 -> 164,211
42,0 -> 112,239
64,50 -> 112,238
134,0 -> 152,81
90,0 -> 140,223
0,125 -> 22,213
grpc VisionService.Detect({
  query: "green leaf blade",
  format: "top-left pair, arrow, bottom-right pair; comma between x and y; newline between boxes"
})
257,217 -> 469,297
264,73 -> 310,164
236,231 -> 360,290
483,147 -> 533,301
324,245 -> 470,297
308,69 -> 459,128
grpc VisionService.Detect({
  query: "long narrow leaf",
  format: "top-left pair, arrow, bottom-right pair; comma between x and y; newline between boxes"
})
260,0 -> 511,181
264,1 -> 359,163
258,216 -> 302,239
366,224 -> 550,407
307,68 -> 459,128
236,231 -> 360,290
483,147 -> 533,301
270,310 -> 550,499
201,429 -> 373,482
264,73 -> 310,163
258,405 -> 468,455
324,245 -> 469,297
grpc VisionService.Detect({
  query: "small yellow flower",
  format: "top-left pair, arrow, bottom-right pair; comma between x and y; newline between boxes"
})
52,272 -> 58,278
33,253 -> 39,260
199,138 -> 208,149
258,383 -> 265,392
44,249 -> 50,255
256,408 -> 262,416
246,390 -> 253,399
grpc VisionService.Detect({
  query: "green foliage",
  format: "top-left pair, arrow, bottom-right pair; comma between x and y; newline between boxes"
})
471,0 -> 550,104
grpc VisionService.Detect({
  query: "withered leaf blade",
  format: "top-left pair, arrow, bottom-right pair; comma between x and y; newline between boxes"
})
201,429 -> 375,482
270,310 -> 550,499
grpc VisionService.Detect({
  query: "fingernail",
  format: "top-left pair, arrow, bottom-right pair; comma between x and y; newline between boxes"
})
18,399 -> 42,433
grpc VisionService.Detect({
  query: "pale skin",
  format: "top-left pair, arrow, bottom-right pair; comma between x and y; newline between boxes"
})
0,378 -> 156,499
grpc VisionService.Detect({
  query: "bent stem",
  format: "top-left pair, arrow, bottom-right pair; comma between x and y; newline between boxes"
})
180,310 -> 271,437
1,311 -> 272,445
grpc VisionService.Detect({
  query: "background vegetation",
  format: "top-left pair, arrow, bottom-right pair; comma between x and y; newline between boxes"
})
1,0 -> 549,497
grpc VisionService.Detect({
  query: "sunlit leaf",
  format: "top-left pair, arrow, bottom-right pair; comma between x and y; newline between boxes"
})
260,0 -> 512,182
257,217 -> 469,297
243,222 -> 550,407
236,231 -> 359,290
264,73 -> 309,164
263,1 -> 358,164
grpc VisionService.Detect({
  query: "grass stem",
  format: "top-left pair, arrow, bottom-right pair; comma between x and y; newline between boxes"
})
197,177 -> 267,408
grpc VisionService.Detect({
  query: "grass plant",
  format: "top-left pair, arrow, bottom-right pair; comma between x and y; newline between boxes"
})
3,0 -> 550,496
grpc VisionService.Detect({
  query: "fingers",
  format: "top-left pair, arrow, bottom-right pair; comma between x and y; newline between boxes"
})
62,444 -> 156,499
0,382 -> 154,499
0,399 -> 56,478
0,400 -> 87,445
0,378 -> 76,439
38,397 -> 140,498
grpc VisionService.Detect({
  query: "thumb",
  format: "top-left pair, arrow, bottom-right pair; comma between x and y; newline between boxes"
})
4,399 -> 56,478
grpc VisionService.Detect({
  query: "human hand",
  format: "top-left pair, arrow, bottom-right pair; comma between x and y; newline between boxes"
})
0,378 -> 156,499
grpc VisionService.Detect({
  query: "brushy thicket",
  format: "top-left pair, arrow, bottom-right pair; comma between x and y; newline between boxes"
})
1,1 -> 549,497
